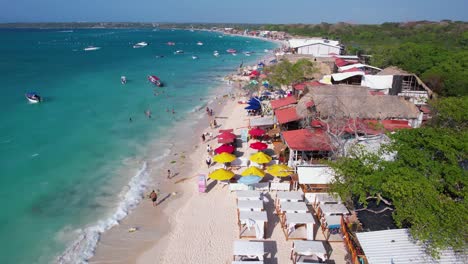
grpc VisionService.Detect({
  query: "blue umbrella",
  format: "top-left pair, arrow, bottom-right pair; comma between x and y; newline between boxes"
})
245,104 -> 261,110
247,100 -> 261,106
238,176 -> 262,185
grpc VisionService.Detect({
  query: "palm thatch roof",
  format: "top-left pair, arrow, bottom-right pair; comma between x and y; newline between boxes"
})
376,66 -> 411,76
296,85 -> 420,120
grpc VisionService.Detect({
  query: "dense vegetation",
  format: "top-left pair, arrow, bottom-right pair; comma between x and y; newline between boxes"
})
264,59 -> 317,87
259,21 -> 468,97
328,96 -> 468,254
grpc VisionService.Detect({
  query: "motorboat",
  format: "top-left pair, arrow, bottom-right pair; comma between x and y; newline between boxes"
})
196,41 -> 203,46
121,76 -> 127,84
133,42 -> 148,48
174,50 -> 184,54
232,53 -> 237,56
264,49 -> 270,53
213,51 -> 220,57
192,55 -> 199,60
148,75 -> 163,87
243,51 -> 253,56
226,48 -> 237,53
25,92 -> 41,103
167,42 -> 176,46
84,46 -> 100,51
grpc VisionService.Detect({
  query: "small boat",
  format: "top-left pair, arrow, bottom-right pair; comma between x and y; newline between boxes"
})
25,92 -> 42,103
84,46 -> 100,51
121,76 -> 127,84
232,53 -> 237,56
226,48 -> 237,53
174,50 -> 184,54
196,41 -> 203,46
148,75 -> 163,87
264,49 -> 269,53
213,51 -> 220,57
167,42 -> 176,46
244,51 -> 252,56
192,56 -> 199,60
133,42 -> 148,48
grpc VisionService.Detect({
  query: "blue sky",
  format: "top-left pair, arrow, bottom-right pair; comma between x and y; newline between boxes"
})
1,0 -> 467,24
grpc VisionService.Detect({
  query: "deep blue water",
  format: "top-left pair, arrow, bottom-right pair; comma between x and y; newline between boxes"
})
0,28 -> 275,264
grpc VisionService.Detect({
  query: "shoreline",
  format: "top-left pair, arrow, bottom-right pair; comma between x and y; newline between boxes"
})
84,37 -> 280,263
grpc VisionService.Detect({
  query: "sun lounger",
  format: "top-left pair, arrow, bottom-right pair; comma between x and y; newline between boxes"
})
291,240 -> 328,264
283,212 -> 315,240
238,211 -> 268,239
237,190 -> 262,201
237,200 -> 264,211
233,240 -> 265,261
230,183 -> 249,192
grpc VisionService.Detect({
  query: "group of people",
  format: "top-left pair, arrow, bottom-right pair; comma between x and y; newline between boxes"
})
201,132 -> 213,142
206,107 -> 214,116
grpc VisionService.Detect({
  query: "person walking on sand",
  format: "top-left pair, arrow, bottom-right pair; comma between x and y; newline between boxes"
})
206,156 -> 212,168
167,169 -> 171,179
201,133 -> 206,142
149,190 -> 158,206
213,119 -> 217,127
206,144 -> 211,153
209,132 -> 213,141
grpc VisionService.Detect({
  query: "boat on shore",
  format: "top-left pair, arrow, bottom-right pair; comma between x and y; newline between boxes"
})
121,76 -> 127,84
133,42 -> 148,48
25,92 -> 42,103
226,48 -> 237,53
84,46 -> 100,51
148,75 -> 163,87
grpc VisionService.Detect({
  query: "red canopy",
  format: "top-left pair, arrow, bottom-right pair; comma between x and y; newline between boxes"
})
250,70 -> 260,76
250,142 -> 268,150
218,132 -> 236,140
215,144 -> 235,154
249,128 -> 265,137
218,137 -> 235,144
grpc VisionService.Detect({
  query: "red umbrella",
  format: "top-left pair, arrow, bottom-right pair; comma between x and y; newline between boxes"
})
250,142 -> 268,151
218,137 -> 234,144
215,144 -> 235,154
218,132 -> 236,140
249,128 -> 265,137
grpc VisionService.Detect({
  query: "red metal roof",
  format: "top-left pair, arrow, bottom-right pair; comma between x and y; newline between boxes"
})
342,67 -> 362,73
369,91 -> 385,96
282,129 -> 332,151
381,120 -> 412,131
293,81 -> 323,91
306,100 -> 315,108
311,120 -> 327,128
275,107 -> 301,124
270,96 -> 297,110
420,105 -> 431,114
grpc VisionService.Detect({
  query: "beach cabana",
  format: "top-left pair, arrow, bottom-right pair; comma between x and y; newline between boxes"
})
249,116 -> 276,129
233,240 -> 265,262
310,192 -> 341,210
283,212 -> 315,240
290,240 -> 329,264
236,190 -> 262,201
275,191 -> 304,208
238,211 -> 268,239
295,165 -> 334,194
321,214 -> 344,241
237,200 -> 264,212
276,201 -> 309,226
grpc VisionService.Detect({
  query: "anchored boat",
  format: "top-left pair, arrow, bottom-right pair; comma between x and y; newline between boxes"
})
148,75 -> 163,87
25,92 -> 42,103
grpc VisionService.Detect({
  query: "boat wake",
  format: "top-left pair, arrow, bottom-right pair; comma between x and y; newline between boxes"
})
56,162 -> 150,264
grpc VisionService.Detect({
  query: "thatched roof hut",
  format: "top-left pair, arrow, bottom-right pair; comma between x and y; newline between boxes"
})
376,66 -> 410,76
296,85 -> 420,120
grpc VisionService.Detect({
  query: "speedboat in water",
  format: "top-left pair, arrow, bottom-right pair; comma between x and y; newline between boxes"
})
84,46 -> 100,51
174,50 -> 184,54
121,76 -> 127,84
167,42 -> 176,46
243,51 -> 253,56
148,75 -> 163,87
133,42 -> 148,48
25,92 -> 42,103
213,51 -> 220,57
196,41 -> 203,46
232,53 -> 237,56
192,56 -> 199,60
226,48 -> 237,53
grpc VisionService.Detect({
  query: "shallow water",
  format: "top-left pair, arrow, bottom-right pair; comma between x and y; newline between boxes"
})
0,28 -> 276,264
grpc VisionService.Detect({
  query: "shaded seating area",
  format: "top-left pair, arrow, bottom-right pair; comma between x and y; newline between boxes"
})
290,240 -> 330,264
237,210 -> 268,239
282,212 -> 316,240
237,200 -> 264,212
317,203 -> 349,242
311,192 -> 342,211
233,240 -> 265,262
275,191 -> 304,209
236,190 -> 262,201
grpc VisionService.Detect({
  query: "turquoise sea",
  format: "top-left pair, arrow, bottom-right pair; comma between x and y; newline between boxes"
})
0,28 -> 276,264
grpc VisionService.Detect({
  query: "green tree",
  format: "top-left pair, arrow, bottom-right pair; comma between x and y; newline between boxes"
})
264,59 -> 317,88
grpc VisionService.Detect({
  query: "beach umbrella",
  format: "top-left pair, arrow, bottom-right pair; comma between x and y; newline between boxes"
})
250,142 -> 268,151
213,152 -> 236,163
238,175 -> 262,185
245,104 -> 261,110
218,132 -> 236,140
241,166 -> 265,177
208,168 -> 235,181
249,128 -> 265,137
214,144 -> 235,154
266,164 -> 294,177
249,152 -> 272,164
218,137 -> 234,144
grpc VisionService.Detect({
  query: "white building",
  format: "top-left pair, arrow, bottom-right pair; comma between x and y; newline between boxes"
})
288,38 -> 343,56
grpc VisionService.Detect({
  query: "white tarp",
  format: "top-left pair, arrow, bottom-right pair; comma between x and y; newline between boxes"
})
331,71 -> 365,81
250,116 -> 276,127
297,166 -> 334,185
339,63 -> 382,72
361,75 -> 394,90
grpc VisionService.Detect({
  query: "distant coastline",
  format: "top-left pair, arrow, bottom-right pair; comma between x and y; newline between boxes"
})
0,22 -> 265,29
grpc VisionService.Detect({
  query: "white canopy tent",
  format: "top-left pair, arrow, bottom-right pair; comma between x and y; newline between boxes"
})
238,211 -> 268,239
284,212 -> 316,240
233,240 -> 265,261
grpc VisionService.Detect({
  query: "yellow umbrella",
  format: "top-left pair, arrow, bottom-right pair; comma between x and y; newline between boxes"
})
241,166 -> 265,177
213,152 -> 236,163
249,152 -> 272,164
266,164 -> 294,177
208,168 -> 235,181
